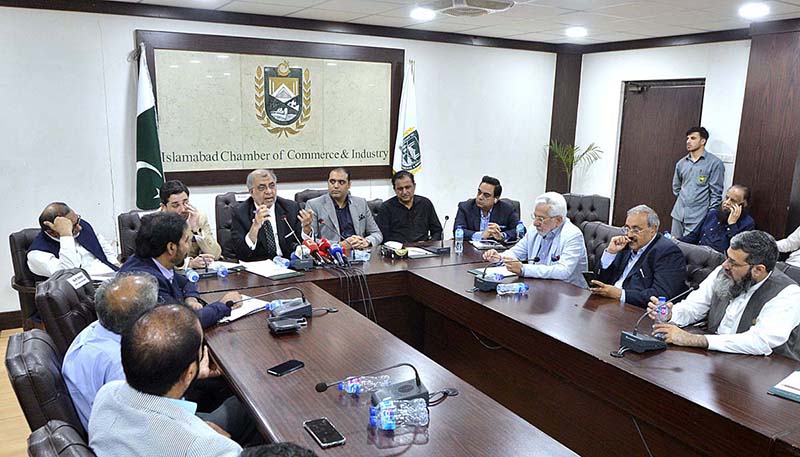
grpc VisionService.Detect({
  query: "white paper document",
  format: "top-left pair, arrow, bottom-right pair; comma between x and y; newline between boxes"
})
240,259 -> 295,279
406,247 -> 438,258
219,294 -> 268,323
469,266 -> 518,278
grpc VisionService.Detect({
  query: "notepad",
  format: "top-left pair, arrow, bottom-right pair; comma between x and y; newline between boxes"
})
219,295 -> 268,323
768,370 -> 800,403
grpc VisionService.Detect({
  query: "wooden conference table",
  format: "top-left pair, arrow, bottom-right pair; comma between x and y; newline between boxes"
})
202,242 -> 800,456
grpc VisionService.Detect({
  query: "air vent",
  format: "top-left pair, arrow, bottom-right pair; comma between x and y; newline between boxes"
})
422,0 -> 515,18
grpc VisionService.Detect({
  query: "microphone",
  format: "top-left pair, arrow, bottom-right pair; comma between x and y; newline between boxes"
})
612,286 -> 698,358
428,215 -> 451,255
319,219 -> 353,252
314,362 -> 429,406
223,286 -> 305,308
531,257 -> 541,263
302,240 -> 325,265
330,243 -> 348,266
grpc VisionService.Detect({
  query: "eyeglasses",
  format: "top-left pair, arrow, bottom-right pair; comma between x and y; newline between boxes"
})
253,183 -> 275,193
723,255 -> 752,269
621,226 -> 646,235
532,215 -> 554,223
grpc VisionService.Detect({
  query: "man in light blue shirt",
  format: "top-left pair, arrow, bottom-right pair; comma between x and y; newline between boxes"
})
62,272 -> 158,429
89,304 -> 242,456
483,192 -> 588,288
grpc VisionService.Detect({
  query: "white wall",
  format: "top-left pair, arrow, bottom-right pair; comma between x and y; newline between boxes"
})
571,41 -> 751,212
0,7 -> 556,314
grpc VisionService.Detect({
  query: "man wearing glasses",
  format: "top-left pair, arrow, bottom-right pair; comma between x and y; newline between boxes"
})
300,167 -> 382,250
647,230 -> 800,358
482,192 -> 588,288
27,202 -> 120,278
231,169 -> 303,261
454,175 -> 519,242
589,205 -> 686,307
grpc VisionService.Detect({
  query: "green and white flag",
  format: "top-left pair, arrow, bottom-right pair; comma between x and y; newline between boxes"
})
136,43 -> 164,210
393,60 -> 422,174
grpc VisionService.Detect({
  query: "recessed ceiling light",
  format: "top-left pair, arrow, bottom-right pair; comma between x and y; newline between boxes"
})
169,64 -> 180,68
565,26 -> 588,38
189,59 -> 201,64
739,2 -> 769,19
410,7 -> 436,21
216,54 -> 230,59
326,62 -> 338,66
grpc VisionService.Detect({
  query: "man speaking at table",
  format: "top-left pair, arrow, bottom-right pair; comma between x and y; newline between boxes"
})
590,205 -> 686,307
300,167 -> 382,249
649,230 -> 800,358
231,169 -> 302,261
483,192 -> 587,288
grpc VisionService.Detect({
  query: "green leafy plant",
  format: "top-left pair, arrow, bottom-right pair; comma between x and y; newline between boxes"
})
547,139 -> 604,190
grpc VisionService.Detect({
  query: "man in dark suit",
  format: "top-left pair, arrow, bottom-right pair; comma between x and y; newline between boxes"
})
454,175 -> 519,242
590,204 -> 686,308
119,212 -> 241,328
231,169 -> 303,261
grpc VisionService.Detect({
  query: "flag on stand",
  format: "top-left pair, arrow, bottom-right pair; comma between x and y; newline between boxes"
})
393,60 -> 422,174
135,43 -> 164,210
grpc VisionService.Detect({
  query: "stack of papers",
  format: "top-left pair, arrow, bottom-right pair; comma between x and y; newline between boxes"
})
467,266 -> 518,278
240,259 -> 301,279
768,370 -> 800,402
406,247 -> 439,259
219,294 -> 269,323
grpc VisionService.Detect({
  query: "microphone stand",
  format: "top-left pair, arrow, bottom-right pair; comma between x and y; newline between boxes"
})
315,362 -> 429,406
427,215 -> 451,255
283,216 -> 314,271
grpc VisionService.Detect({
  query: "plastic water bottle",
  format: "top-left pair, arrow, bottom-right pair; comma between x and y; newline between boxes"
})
369,398 -> 429,431
338,375 -> 391,395
663,230 -> 672,240
267,297 -> 305,314
654,296 -> 670,324
273,256 -> 290,268
185,268 -> 200,283
516,221 -> 525,241
211,263 -> 228,278
496,282 -> 530,295
454,226 -> 464,255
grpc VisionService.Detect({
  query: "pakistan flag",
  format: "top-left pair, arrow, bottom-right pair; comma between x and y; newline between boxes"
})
136,43 -> 164,210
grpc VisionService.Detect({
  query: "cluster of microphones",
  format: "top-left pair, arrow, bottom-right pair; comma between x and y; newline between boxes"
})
281,215 -> 351,268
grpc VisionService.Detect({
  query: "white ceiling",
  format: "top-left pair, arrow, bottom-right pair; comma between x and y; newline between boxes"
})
109,0 -> 800,43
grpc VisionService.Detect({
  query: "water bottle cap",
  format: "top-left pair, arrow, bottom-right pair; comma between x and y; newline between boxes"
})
658,296 -> 666,302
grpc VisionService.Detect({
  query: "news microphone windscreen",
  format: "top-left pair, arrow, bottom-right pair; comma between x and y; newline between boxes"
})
315,382 -> 329,392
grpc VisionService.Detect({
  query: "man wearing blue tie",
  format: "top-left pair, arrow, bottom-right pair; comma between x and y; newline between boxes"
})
483,192 -> 588,288
590,205 -> 686,307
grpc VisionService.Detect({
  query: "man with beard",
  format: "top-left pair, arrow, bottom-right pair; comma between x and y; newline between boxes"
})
159,180 -> 222,269
590,205 -> 686,307
483,192 -> 588,288
670,127 -> 725,237
119,212 -> 241,329
679,184 -> 755,253
648,230 -> 800,358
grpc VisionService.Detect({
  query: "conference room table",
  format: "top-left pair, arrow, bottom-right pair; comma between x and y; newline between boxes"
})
203,281 -> 576,456
201,242 -> 800,456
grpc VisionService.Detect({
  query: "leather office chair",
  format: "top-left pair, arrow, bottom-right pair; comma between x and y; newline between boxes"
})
215,192 -> 249,260
776,261 -> 800,284
28,420 -> 94,457
564,193 -> 611,225
500,198 -> 521,219
10,228 -> 47,330
673,239 -> 725,290
294,189 -> 327,209
117,210 -> 142,263
35,269 -> 97,358
580,221 -> 621,272
5,330 -> 84,436
367,198 -> 383,219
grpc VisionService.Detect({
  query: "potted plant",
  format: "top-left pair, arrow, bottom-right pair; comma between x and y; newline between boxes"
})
547,139 -> 603,191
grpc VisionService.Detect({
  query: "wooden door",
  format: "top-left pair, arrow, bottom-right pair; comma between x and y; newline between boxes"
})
612,80 -> 705,229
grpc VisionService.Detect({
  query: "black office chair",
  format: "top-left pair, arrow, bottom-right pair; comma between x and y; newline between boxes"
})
580,221 -> 620,272
564,193 -> 611,225
367,198 -> 383,219
35,269 -> 97,358
294,189 -> 327,210
500,198 -> 521,219
673,239 -> 725,290
215,192 -> 249,260
28,420 -> 95,457
116,210 -> 142,263
776,261 -> 800,285
9,228 -> 47,330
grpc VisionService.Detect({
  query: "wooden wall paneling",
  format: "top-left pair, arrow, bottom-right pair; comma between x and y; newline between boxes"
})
546,53 -> 583,194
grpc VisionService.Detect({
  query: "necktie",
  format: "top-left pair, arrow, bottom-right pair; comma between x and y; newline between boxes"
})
263,218 -> 277,256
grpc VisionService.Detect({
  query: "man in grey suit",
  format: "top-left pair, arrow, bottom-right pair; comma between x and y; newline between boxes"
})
300,168 -> 382,249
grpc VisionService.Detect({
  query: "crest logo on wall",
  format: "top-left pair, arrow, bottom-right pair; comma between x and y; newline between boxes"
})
255,60 -> 311,137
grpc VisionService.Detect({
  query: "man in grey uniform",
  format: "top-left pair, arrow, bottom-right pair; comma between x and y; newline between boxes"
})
670,126 -> 725,237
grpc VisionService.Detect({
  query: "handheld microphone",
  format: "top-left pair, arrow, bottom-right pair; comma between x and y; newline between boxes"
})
317,238 -> 333,262
314,362 -> 429,406
330,243 -> 348,266
302,240 -> 325,265
428,215 -> 451,255
612,286 -> 698,357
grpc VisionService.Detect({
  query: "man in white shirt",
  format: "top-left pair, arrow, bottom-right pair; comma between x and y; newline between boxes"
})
27,202 -> 119,278
649,230 -> 800,359
483,192 -> 588,288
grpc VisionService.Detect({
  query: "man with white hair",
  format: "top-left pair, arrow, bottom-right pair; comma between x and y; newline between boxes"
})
483,192 -> 588,288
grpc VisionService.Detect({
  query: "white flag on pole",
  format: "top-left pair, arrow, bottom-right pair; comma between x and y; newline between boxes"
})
393,60 -> 422,174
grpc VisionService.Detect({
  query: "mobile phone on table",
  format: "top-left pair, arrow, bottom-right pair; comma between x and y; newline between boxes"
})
267,359 -> 304,376
303,417 -> 346,448
582,271 -> 598,285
